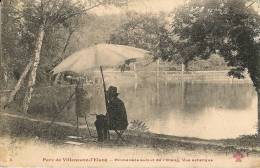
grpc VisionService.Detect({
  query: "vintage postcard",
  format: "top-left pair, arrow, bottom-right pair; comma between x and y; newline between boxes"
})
0,0 -> 260,167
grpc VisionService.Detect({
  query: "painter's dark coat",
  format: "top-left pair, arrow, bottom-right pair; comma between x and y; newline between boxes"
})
107,97 -> 128,130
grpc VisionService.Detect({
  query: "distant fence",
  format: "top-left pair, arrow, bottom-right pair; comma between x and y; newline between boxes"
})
0,70 -> 252,96
90,70 -> 252,83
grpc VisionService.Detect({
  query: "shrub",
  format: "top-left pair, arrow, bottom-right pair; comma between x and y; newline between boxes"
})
129,120 -> 149,133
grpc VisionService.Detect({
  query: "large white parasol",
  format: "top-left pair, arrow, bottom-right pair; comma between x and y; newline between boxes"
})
52,43 -> 151,74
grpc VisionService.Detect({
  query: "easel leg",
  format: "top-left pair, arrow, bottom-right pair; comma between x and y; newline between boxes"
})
84,115 -> 92,137
107,131 -> 110,140
76,115 -> 79,137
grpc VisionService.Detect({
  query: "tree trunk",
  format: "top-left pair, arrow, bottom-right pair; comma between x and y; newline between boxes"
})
0,66 -> 7,87
54,73 -> 62,84
156,59 -> 160,105
184,62 -> 188,71
257,88 -> 260,136
181,63 -> 185,74
4,60 -> 33,108
22,25 -> 45,113
0,1 -> 4,87
181,61 -> 188,75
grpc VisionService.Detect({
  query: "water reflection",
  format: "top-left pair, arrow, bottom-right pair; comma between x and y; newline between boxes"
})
110,81 -> 257,139
29,81 -> 257,140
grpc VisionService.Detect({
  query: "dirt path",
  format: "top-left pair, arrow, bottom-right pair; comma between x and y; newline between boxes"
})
0,110 -> 94,129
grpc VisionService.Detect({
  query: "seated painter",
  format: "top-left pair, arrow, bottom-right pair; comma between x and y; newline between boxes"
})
95,86 -> 128,142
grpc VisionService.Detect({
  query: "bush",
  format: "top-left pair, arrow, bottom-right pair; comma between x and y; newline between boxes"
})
129,120 -> 149,133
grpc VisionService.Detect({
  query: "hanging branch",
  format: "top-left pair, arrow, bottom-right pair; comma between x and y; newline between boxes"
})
54,29 -> 75,84
48,1 -> 104,26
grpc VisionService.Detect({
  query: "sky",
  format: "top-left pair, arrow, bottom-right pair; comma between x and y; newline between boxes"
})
90,0 -> 185,15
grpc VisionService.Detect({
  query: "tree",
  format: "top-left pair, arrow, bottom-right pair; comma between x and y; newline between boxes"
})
4,0 -> 127,113
168,1 -> 220,70
109,12 -> 172,58
1,0 -> 27,88
168,0 -> 260,135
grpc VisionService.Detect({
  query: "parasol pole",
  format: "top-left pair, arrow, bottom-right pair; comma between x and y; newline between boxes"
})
100,66 -> 109,111
100,66 -> 110,140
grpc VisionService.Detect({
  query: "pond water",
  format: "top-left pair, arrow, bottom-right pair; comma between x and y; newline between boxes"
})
86,80 -> 257,140
17,78 -> 257,140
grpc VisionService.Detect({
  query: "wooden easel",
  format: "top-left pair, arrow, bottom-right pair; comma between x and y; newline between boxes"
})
75,78 -> 93,138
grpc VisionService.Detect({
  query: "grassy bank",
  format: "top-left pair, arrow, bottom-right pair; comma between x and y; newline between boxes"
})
0,110 -> 259,156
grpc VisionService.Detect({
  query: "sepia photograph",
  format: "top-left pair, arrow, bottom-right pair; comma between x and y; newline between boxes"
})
0,0 -> 260,167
